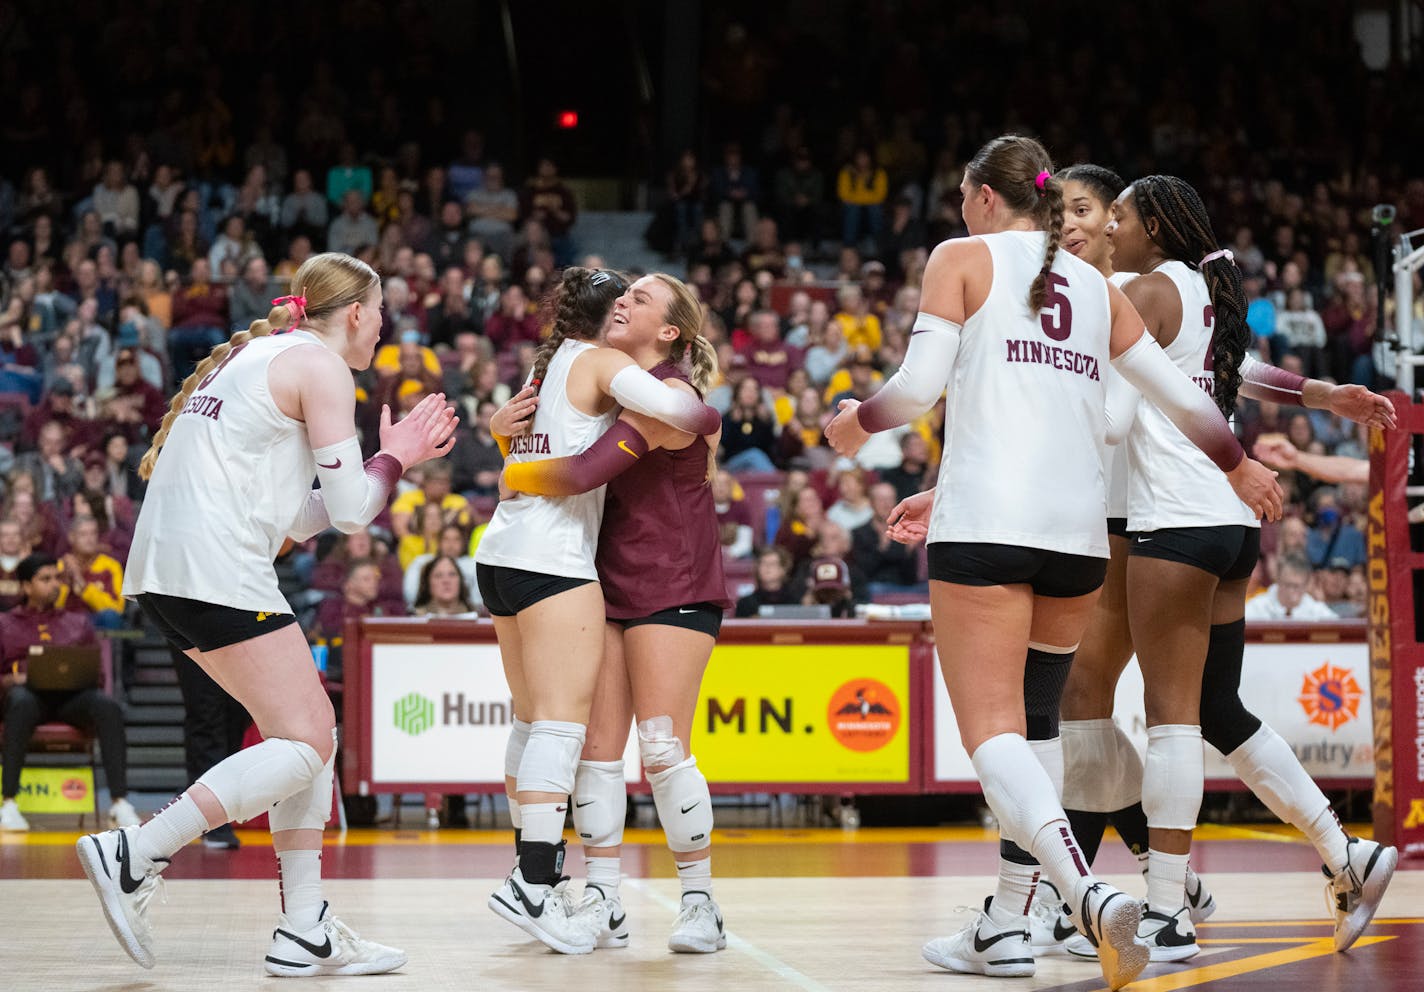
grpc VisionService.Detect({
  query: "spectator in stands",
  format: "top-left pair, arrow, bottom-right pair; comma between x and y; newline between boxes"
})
709,143 -> 760,241
776,385 -> 834,469
312,557 -> 404,645
826,467 -> 874,532
100,348 -> 167,440
208,215 -> 259,277
734,310 -> 802,391
665,149 -> 708,252
403,523 -> 479,608
465,163 -> 519,262
735,546 -> 799,617
1305,486 -> 1365,569
712,470 -> 755,559
878,198 -> 926,277
1321,271 -> 1376,385
98,301 -> 166,391
0,520 -> 31,611
1272,288 -> 1327,376
447,129 -> 487,202
879,432 -> 931,501
411,554 -> 477,617
327,189 -> 379,257
774,484 -> 825,568
451,399 -> 505,497
1244,551 -> 1337,620
720,375 -> 779,473
73,478 -> 134,562
169,257 -> 228,378
308,527 -> 402,601
15,421 -> 83,504
774,146 -> 824,246
425,268 -> 482,347
852,481 -> 923,593
99,432 -> 145,502
833,284 -> 883,351
325,142 -> 373,206
390,459 -> 471,545
688,217 -> 735,272
826,347 -> 885,409
0,553 -> 138,832
280,168 -> 328,243
92,161 -> 140,239
804,317 -> 848,388
518,157 -> 577,266
483,284 -> 540,352
742,218 -> 786,277
58,516 -> 124,628
227,256 -> 272,331
838,147 -> 888,248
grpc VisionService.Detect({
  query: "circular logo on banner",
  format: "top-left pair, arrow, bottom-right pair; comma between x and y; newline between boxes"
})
1298,661 -> 1363,731
827,679 -> 901,752
61,778 -> 88,801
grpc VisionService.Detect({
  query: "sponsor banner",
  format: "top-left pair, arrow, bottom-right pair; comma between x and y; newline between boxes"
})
931,642 -> 1372,784
694,645 -> 911,783
0,765 -> 94,814
370,644 -> 638,785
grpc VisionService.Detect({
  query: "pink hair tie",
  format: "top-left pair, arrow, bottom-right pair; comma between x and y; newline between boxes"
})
1035,170 -> 1051,194
1198,248 -> 1235,268
271,294 -> 308,332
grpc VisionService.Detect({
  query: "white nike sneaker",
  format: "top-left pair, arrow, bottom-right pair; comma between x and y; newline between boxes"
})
1067,882 -> 1149,990
264,901 -> 407,976
109,797 -> 141,829
0,798 -> 29,831
1184,865 -> 1216,924
922,898 -> 1034,977
1326,836 -> 1398,952
76,825 -> 168,969
668,892 -> 726,953
1029,881 -> 1079,957
1138,905 -> 1199,962
488,867 -> 595,954
576,883 -> 630,949
1064,931 -> 1098,959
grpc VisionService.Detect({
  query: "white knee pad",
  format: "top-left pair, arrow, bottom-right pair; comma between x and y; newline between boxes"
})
573,759 -> 626,848
515,720 -> 585,796
1028,736 -> 1063,801
196,736 -> 325,824
971,733 -> 1065,849
1062,718 -> 1145,812
1142,724 -> 1203,831
648,756 -> 713,853
504,718 -> 531,780
637,715 -> 686,769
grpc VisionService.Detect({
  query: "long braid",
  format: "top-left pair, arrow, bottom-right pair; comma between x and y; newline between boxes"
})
138,308 -> 283,479
529,266 -> 627,395
1028,175 -> 1065,312
1132,175 -> 1249,417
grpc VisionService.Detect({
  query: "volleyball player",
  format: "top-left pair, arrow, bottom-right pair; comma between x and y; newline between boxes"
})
475,267 -> 722,955
1102,176 -> 1397,958
823,135 -> 1282,991
499,273 -> 730,953
78,252 -> 458,975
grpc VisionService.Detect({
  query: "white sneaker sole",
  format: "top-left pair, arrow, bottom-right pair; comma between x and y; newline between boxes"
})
669,932 -> 727,954
922,943 -> 1035,977
1094,896 -> 1148,990
1146,939 -> 1200,963
487,891 -> 594,955
76,835 -> 155,969
1336,845 -> 1399,952
595,930 -> 630,949
264,951 -> 409,977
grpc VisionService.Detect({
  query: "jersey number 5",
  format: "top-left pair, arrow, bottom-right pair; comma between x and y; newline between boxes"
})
1039,273 -> 1072,341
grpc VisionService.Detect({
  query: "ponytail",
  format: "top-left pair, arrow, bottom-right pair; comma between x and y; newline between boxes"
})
138,308 -> 283,479
1028,174 -> 1066,312
686,334 -> 719,395
963,135 -> 1063,314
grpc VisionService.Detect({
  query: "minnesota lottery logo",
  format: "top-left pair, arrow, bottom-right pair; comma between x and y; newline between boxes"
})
1298,661 -> 1363,732
394,692 -> 436,737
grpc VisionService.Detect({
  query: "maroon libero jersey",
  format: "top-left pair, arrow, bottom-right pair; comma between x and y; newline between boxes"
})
597,361 -> 730,618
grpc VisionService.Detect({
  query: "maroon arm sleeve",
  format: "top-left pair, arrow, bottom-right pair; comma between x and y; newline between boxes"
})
1237,355 -> 1307,406
503,421 -> 651,497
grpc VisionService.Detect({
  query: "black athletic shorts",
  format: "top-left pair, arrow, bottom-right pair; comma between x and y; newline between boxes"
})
928,542 -> 1107,598
476,563 -> 594,617
1107,517 -> 1130,539
136,592 -> 297,653
1128,525 -> 1260,581
609,603 -> 724,638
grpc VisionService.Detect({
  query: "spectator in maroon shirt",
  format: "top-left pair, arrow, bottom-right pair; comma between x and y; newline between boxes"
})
712,469 -> 755,559
99,348 -> 168,439
169,257 -> 229,380
483,284 -> 541,352
20,377 -> 99,452
733,310 -> 802,392
312,558 -> 405,649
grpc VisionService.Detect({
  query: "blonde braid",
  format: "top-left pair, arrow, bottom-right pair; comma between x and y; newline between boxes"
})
686,333 -> 719,395
138,308 -> 284,479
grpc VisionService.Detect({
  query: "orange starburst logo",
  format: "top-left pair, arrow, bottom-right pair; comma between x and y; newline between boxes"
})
1297,662 -> 1363,731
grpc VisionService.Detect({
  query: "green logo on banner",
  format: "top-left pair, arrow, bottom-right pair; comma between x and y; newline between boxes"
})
394,692 -> 435,736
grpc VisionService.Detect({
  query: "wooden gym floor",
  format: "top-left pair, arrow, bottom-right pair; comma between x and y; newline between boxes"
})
0,824 -> 1419,991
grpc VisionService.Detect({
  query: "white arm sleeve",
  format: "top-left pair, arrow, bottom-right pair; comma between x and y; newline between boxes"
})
1111,334 -> 1244,472
1102,361 -> 1141,446
855,313 -> 961,432
608,365 -> 721,434
287,492 -> 332,542
310,436 -> 404,534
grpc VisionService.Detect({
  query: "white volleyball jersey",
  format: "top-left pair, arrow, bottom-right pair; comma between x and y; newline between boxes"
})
1126,261 -> 1257,532
475,339 -> 617,580
1102,272 -> 1138,520
124,331 -> 327,613
928,231 -> 1113,558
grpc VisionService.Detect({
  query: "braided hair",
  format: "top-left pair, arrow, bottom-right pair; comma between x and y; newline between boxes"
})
1130,175 -> 1249,417
529,267 -> 628,393
965,135 -> 1063,312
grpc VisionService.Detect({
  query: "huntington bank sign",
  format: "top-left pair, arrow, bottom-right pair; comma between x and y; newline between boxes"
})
394,691 -> 511,737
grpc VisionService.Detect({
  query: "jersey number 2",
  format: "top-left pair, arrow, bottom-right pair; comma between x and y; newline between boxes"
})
1039,273 -> 1072,341
1202,305 -> 1216,371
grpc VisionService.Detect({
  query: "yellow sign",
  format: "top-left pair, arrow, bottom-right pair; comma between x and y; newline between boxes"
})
0,765 -> 95,814
693,645 -> 911,783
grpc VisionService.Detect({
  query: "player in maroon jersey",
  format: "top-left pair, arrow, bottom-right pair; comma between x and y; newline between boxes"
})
500,272 -> 730,953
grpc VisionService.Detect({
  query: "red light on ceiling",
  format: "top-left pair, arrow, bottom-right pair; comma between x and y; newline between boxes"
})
556,110 -> 579,129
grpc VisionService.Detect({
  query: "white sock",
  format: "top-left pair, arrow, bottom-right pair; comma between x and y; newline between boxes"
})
277,849 -> 324,930
989,857 -> 1039,926
586,855 -> 621,895
508,796 -> 522,829
519,802 -> 566,846
1028,820 -> 1095,909
1146,849 -> 1189,915
135,793 -> 209,865
1225,724 -> 1349,873
676,857 -> 712,903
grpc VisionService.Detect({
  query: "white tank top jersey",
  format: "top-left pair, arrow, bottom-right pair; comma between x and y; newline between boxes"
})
1126,260 -> 1257,532
927,230 -> 1114,558
1102,272 -> 1138,520
123,330 -> 328,614
475,338 -> 618,580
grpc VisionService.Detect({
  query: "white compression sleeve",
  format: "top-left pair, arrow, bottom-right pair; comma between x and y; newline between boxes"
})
856,313 -> 961,432
310,437 -> 404,533
1111,334 -> 1244,472
608,365 -> 721,435
1102,361 -> 1140,446
287,492 -> 331,542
